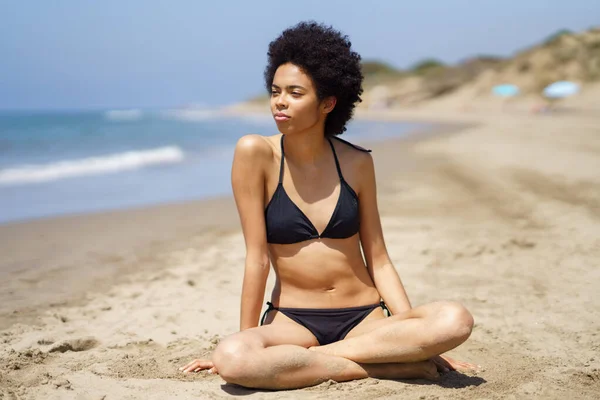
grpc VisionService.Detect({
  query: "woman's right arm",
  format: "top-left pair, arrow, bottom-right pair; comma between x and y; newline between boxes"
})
231,134 -> 272,331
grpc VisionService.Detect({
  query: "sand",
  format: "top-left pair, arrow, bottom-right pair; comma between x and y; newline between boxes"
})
1,107 -> 599,399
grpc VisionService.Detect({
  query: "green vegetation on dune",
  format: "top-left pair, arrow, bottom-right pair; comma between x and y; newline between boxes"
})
543,29 -> 574,47
361,60 -> 403,77
361,60 -> 406,87
410,58 -> 446,75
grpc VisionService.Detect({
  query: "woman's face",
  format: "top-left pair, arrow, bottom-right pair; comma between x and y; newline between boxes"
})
270,63 -> 333,135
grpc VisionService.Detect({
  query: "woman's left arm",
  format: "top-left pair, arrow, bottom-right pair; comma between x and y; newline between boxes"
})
357,152 -> 411,315
357,152 -> 480,372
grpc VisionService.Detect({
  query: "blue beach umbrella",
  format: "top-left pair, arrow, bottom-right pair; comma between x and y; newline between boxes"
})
492,84 -> 520,97
543,81 -> 580,99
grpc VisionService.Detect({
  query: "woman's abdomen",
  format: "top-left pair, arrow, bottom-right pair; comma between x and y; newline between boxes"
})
268,236 -> 380,308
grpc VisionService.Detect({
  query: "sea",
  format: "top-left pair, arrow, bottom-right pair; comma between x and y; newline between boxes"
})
0,109 -> 428,224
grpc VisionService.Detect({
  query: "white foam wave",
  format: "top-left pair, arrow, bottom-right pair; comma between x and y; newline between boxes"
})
160,108 -> 221,121
160,109 -> 274,126
105,109 -> 143,121
0,146 -> 184,185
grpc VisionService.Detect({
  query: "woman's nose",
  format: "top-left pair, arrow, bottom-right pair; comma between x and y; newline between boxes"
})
276,93 -> 288,108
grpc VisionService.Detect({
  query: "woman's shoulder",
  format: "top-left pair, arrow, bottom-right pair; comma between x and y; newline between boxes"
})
331,136 -> 372,154
330,136 -> 373,170
235,134 -> 277,160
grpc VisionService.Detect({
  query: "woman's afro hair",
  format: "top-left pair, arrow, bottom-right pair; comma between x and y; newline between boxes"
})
264,21 -> 363,136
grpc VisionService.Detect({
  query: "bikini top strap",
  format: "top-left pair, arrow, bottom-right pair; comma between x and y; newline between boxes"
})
278,135 -> 285,184
327,137 -> 344,179
331,136 -> 372,153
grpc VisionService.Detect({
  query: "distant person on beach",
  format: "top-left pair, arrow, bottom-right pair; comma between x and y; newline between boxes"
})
180,21 -> 477,389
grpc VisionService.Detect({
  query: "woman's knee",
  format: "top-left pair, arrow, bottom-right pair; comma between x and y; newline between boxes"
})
436,301 -> 474,343
212,332 -> 263,384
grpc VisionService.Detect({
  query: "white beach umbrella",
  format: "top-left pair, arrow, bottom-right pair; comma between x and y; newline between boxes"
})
543,81 -> 580,99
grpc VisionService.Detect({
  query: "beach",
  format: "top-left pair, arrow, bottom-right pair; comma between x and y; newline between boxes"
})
1,107 -> 600,399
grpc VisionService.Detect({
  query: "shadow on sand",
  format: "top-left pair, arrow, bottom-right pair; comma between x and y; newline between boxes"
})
411,371 -> 487,388
220,372 -> 487,396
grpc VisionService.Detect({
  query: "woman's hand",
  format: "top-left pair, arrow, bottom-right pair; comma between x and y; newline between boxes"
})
431,354 -> 480,373
179,359 -> 218,374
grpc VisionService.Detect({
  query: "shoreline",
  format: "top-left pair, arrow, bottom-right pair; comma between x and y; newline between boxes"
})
0,111 -> 446,226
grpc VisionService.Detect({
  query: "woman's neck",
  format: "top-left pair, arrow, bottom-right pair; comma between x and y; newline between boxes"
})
282,130 -> 329,167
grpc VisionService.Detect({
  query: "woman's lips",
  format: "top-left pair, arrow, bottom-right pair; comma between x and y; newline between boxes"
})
274,113 -> 290,122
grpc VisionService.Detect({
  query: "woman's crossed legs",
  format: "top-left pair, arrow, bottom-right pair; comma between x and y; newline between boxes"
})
182,301 -> 474,390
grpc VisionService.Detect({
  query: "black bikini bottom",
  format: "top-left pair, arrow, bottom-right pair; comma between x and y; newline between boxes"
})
260,301 -> 390,345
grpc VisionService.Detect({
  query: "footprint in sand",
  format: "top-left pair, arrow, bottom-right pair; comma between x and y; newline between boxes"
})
48,337 -> 99,353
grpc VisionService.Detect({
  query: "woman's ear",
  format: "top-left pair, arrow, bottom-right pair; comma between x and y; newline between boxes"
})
322,97 -> 337,114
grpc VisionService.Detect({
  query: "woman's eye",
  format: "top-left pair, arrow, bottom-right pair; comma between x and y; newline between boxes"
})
292,92 -> 302,96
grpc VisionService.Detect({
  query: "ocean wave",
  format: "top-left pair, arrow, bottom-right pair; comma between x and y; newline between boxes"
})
105,109 -> 143,121
0,146 -> 184,185
160,109 -> 274,127
160,108 -> 221,121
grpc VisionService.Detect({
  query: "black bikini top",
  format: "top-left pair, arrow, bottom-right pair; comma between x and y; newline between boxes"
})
265,135 -> 371,245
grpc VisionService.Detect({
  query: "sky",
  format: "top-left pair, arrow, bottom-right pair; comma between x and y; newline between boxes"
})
0,0 -> 598,110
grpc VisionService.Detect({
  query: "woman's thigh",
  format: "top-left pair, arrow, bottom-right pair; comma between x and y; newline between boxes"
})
223,310 -> 319,350
344,301 -> 471,341
343,303 -> 431,340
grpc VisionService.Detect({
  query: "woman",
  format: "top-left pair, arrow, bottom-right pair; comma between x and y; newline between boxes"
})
180,21 -> 476,389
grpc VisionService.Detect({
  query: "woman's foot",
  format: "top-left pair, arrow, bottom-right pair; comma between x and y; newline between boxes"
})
308,346 -> 439,380
365,360 -> 440,381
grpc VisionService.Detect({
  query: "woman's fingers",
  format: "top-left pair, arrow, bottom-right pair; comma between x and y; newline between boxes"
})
179,359 -> 214,373
191,366 -> 217,374
183,361 -> 208,373
454,360 -> 480,371
445,357 -> 481,372
179,359 -> 201,371
435,355 -> 481,373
